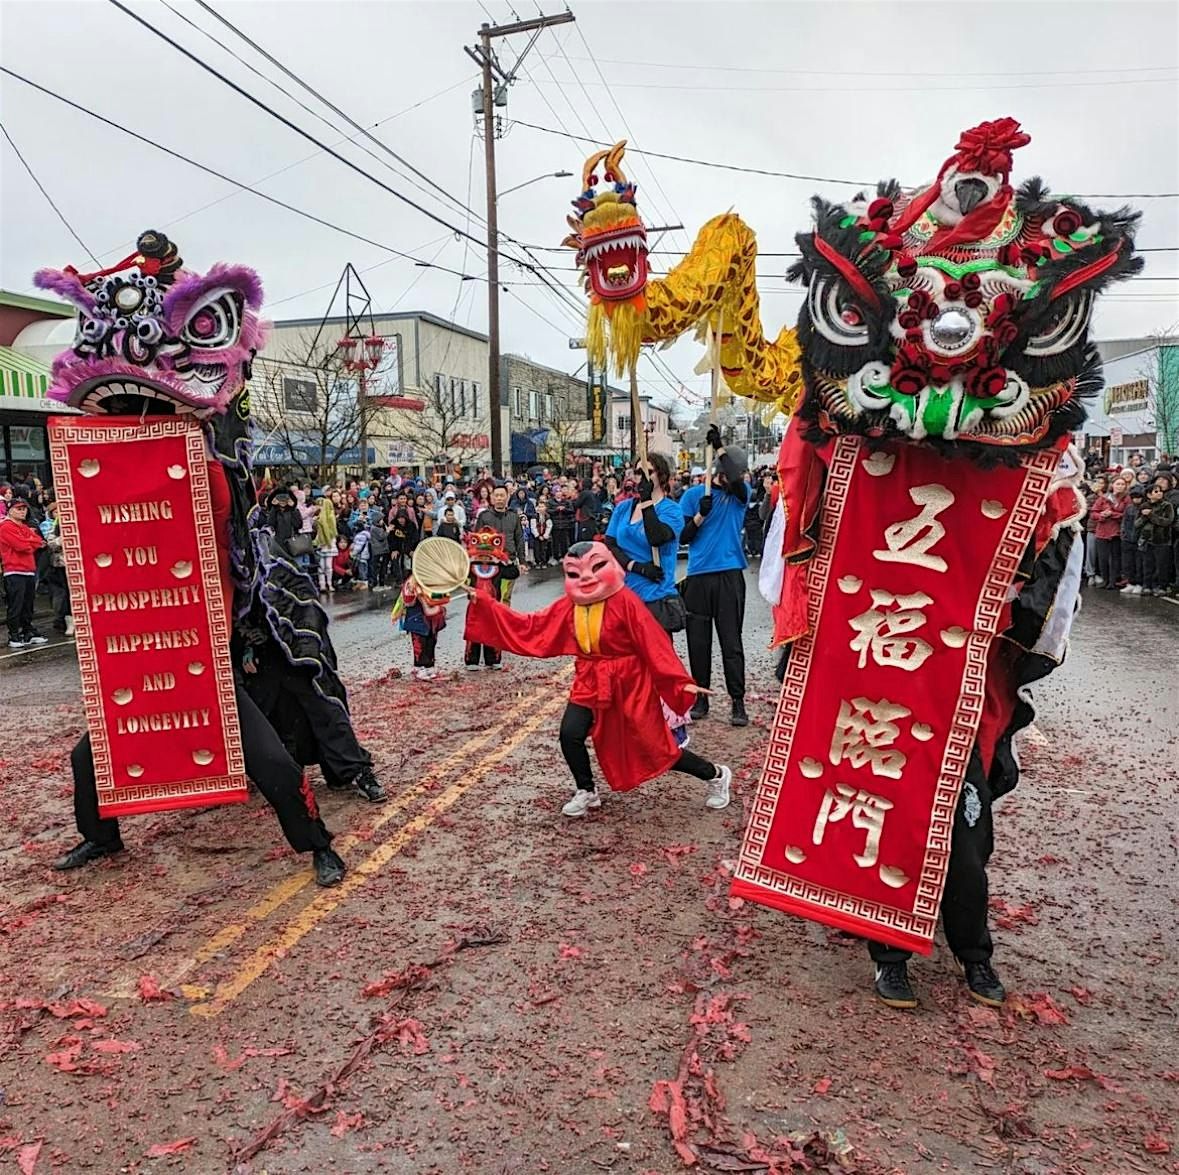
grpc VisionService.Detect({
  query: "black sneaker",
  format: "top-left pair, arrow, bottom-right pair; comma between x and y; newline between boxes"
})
53,839 -> 125,871
730,699 -> 749,727
312,847 -> 346,887
352,767 -> 387,804
873,961 -> 918,1009
962,959 -> 1006,1007
690,695 -> 710,721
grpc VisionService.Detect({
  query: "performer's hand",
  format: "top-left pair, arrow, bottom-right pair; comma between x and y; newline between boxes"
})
242,648 -> 257,675
706,424 -> 723,452
684,683 -> 712,695
697,493 -> 714,517
630,560 -> 663,582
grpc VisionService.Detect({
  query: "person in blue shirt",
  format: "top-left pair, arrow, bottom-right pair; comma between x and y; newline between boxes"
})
604,452 -> 685,625
679,426 -> 750,727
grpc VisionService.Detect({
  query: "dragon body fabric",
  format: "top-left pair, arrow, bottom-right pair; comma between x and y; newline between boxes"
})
566,124 -> 1141,952
34,231 -> 346,710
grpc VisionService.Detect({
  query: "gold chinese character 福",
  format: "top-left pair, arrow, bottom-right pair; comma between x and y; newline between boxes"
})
847,589 -> 934,672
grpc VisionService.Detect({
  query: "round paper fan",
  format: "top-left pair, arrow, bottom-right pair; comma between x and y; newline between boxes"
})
409,536 -> 470,598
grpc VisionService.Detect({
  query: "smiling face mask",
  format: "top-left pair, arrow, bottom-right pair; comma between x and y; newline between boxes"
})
562,541 -> 625,605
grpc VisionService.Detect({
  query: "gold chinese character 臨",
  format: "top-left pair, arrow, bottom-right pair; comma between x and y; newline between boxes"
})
873,483 -> 954,572
848,589 -> 934,672
812,783 -> 894,868
829,696 -> 912,779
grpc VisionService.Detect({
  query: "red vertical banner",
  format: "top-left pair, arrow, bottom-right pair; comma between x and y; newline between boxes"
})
732,436 -> 1058,954
48,417 -> 247,818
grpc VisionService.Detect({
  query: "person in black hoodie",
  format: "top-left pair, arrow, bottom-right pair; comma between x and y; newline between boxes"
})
1135,481 -> 1176,596
1120,485 -> 1145,594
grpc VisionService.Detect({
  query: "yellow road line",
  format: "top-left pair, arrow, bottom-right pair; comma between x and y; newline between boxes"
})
189,692 -> 566,1017
105,675 -> 565,999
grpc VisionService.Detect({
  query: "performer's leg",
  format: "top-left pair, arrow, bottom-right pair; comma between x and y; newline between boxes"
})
714,569 -> 747,723
558,703 -> 596,790
411,633 -> 426,668
682,574 -> 713,698
54,735 -> 125,870
287,679 -> 377,798
235,686 -> 333,854
464,641 -> 481,668
673,747 -> 732,810
484,644 -> 501,667
420,632 -> 437,669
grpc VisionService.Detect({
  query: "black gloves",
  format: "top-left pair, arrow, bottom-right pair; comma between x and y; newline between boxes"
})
697,493 -> 713,517
637,476 -> 654,501
629,560 -> 663,582
706,424 -> 723,452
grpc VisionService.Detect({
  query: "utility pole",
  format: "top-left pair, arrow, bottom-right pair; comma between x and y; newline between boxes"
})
467,10 -> 575,478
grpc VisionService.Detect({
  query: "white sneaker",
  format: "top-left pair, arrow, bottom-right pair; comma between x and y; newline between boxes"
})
705,765 -> 732,810
26,634 -> 49,646
1120,584 -> 1135,593
411,666 -> 429,680
465,663 -> 481,671
1091,576 -> 1104,586
1133,585 -> 1145,595
561,789 -> 602,817
7,638 -> 29,649
489,662 -> 506,671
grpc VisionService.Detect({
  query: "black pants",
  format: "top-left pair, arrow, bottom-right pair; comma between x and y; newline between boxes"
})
559,702 -> 717,791
868,756 -> 994,965
412,631 -> 437,668
465,641 -> 501,667
535,537 -> 551,564
4,573 -> 37,639
71,685 -> 332,853
1094,537 -> 1121,587
552,523 -> 573,560
1121,539 -> 1140,585
681,569 -> 746,700
45,566 -> 71,624
1142,543 -> 1175,591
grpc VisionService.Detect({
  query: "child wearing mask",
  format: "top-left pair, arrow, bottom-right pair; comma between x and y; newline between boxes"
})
1135,481 -> 1176,596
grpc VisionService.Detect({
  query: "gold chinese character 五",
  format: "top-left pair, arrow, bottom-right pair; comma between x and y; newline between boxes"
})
847,589 -> 934,672
829,696 -> 912,779
811,783 -> 894,868
873,483 -> 954,572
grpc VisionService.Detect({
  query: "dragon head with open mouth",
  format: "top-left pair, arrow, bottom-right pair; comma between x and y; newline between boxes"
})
789,118 -> 1143,452
464,526 -> 511,581
34,230 -> 267,419
563,141 -> 650,374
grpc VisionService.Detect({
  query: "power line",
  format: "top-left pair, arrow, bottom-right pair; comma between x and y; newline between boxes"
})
105,0 -> 495,248
511,120 -> 1179,199
0,121 -> 99,266
552,53 -> 1179,80
0,66 -> 487,279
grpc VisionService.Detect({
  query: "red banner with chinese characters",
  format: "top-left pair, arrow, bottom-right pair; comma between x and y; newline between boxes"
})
732,436 -> 1059,954
48,417 -> 247,818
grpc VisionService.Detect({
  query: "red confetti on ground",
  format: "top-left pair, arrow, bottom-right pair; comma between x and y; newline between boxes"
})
145,1137 -> 196,1157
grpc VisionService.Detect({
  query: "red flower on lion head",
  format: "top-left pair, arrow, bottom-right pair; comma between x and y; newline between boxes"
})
953,118 -> 1031,178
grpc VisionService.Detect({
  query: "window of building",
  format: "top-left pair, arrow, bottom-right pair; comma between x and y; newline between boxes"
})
283,375 -> 318,413
617,414 -> 630,434
471,381 -> 481,419
434,373 -> 446,411
528,388 -> 539,420
544,392 -> 554,424
514,387 -> 524,418
450,377 -> 461,416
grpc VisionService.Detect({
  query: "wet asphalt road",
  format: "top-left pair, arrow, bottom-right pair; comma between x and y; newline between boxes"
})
1,568 -> 1176,1172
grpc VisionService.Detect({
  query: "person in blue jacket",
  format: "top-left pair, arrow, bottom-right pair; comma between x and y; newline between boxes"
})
604,452 -> 685,632
678,425 -> 750,727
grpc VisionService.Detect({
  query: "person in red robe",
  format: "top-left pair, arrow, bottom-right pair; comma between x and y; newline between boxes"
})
464,540 -> 733,817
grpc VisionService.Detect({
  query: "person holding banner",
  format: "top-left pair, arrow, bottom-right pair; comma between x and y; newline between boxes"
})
678,426 -> 751,728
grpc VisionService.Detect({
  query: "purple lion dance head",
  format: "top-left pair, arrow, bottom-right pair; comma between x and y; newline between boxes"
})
34,229 -> 268,418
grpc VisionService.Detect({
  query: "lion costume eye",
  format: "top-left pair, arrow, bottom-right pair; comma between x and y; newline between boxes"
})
809,273 -> 871,346
180,290 -> 242,349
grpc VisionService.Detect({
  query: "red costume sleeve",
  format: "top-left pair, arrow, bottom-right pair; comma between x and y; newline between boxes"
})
615,591 -> 697,715
464,591 -> 577,659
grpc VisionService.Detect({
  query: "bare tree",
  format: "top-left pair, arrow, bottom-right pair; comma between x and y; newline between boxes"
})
539,417 -> 588,468
1139,326 -> 1179,458
254,332 -> 362,484
383,377 -> 489,474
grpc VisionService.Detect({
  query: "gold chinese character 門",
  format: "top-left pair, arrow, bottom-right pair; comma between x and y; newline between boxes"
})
829,696 -> 912,779
848,589 -> 934,672
873,483 -> 955,572
812,783 -> 894,868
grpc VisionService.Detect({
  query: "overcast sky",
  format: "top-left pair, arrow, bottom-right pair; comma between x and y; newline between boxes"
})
2,0 -> 1177,414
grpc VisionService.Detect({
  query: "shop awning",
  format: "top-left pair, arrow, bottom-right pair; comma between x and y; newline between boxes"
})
0,345 -> 51,400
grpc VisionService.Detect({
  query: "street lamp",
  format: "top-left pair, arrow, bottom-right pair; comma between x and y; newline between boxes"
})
336,333 -> 386,479
497,170 -> 573,199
